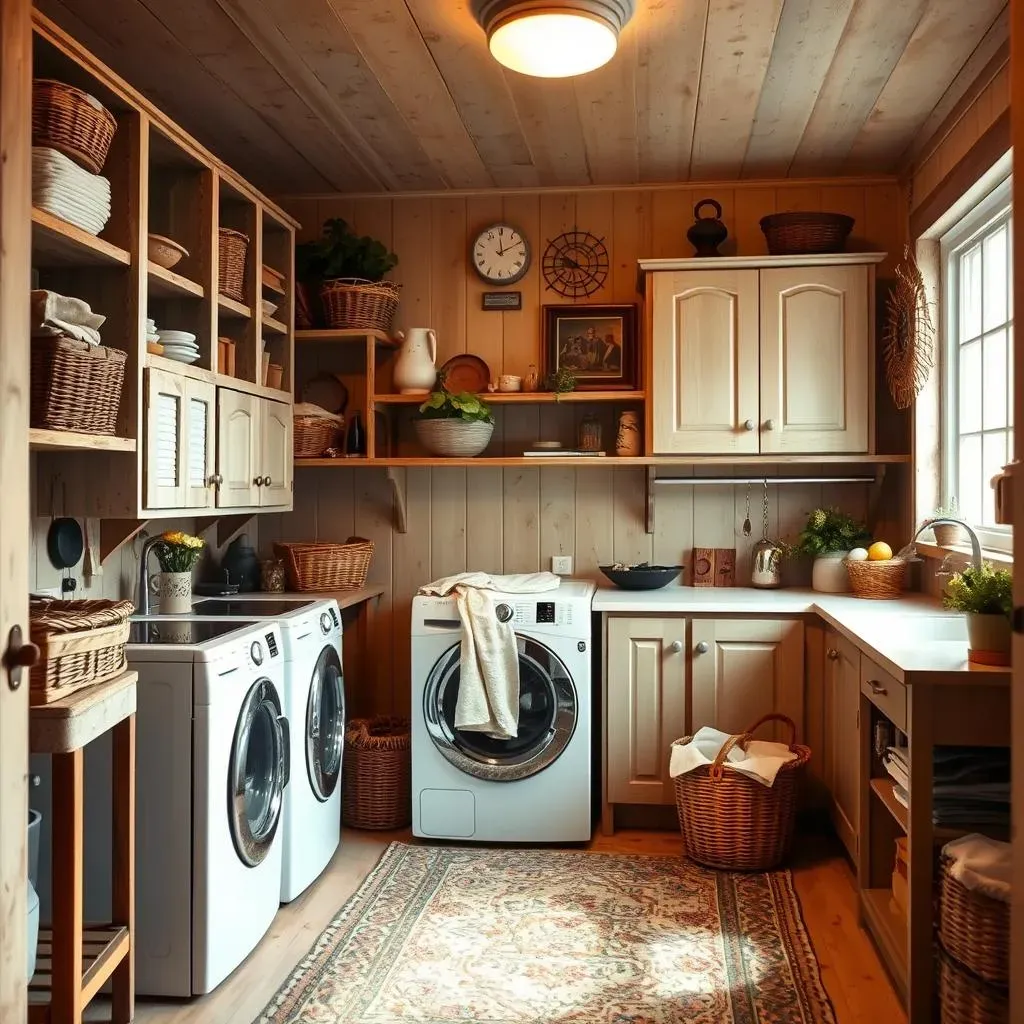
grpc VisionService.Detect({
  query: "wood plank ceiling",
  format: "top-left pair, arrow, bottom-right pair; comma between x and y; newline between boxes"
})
38,0 -> 1008,195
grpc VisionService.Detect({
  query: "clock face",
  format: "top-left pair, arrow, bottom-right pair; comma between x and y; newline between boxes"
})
471,224 -> 530,285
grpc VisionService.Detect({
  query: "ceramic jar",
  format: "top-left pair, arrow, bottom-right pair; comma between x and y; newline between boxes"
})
260,559 -> 286,593
811,552 -> 851,593
393,327 -> 437,394
578,414 -> 602,452
615,410 -> 641,457
156,571 -> 193,614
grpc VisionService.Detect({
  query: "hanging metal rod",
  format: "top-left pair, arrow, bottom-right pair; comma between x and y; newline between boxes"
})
653,476 -> 876,486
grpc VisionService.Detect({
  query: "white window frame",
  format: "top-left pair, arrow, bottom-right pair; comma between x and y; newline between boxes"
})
940,175 -> 1013,555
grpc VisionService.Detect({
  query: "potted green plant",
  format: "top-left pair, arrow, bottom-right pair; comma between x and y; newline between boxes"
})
943,563 -> 1012,665
415,389 -> 495,458
794,508 -> 872,593
927,498 -> 964,546
152,530 -> 205,614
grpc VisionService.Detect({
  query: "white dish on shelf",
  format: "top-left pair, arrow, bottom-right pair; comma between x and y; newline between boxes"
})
161,344 -> 199,355
157,330 -> 197,342
163,350 -> 201,365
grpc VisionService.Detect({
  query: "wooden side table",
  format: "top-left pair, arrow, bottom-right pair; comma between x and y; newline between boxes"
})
28,670 -> 137,1024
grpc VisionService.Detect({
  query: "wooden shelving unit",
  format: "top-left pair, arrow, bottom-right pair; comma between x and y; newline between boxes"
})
372,390 -> 645,405
262,314 -> 288,335
296,327 -> 398,347
218,293 -> 251,319
870,777 -> 908,832
147,261 -> 204,299
860,888 -> 908,1001
29,429 -> 137,453
32,207 -> 130,267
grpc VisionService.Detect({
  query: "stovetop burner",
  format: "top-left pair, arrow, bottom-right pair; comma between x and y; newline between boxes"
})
129,620 -> 260,645
191,599 -> 315,617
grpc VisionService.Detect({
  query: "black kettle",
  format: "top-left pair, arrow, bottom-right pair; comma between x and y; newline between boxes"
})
687,199 -> 728,257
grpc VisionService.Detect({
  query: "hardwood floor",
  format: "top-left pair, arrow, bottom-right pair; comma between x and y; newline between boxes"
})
89,828 -> 905,1024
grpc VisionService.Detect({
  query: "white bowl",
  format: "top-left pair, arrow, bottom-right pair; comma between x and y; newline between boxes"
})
157,329 -> 197,340
164,351 -> 200,365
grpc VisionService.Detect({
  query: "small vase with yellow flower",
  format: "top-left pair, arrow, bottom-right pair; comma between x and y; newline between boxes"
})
152,531 -> 205,614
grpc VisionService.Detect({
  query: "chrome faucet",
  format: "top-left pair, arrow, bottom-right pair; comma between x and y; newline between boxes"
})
136,534 -> 163,615
912,518 -> 983,571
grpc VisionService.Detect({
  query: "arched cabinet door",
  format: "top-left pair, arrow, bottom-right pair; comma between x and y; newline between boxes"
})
216,388 -> 259,508
259,399 -> 292,507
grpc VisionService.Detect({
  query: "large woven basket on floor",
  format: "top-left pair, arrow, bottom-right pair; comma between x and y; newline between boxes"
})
274,538 -> 373,591
939,948 -> 1008,1024
32,79 -> 117,175
672,713 -> 810,871
320,277 -> 401,333
342,717 -> 411,829
31,337 -> 127,435
759,212 -> 854,255
939,855 -> 1009,986
846,558 -> 908,599
218,228 -> 249,302
29,599 -> 134,706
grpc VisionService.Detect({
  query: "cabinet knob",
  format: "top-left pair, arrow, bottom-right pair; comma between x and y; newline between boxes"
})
826,648 -> 839,660
743,419 -> 755,431
253,476 -> 264,486
868,680 -> 888,696
669,640 -> 683,654
695,641 -> 709,655
209,473 -> 223,487
763,418 -> 776,431
264,476 -> 272,487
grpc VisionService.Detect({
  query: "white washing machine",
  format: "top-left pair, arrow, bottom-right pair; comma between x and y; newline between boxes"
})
143,596 -> 345,902
411,579 -> 595,843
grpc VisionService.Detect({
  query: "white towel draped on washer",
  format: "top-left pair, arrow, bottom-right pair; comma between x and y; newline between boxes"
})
418,572 -> 561,740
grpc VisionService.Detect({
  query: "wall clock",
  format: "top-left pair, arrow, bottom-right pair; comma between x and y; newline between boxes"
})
542,228 -> 609,298
471,223 -> 530,285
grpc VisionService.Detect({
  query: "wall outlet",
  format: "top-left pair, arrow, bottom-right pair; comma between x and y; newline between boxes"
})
551,555 -> 573,575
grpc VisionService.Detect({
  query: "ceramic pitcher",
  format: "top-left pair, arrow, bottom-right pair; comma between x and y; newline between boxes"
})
394,327 -> 437,394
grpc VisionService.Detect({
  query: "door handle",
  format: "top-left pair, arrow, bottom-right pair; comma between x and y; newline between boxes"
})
668,640 -> 683,654
695,641 -> 709,655
868,680 -> 888,696
3,625 -> 40,691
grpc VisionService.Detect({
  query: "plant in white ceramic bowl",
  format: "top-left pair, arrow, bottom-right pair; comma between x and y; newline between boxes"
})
943,562 -> 1012,665
415,389 -> 495,458
794,508 -> 872,593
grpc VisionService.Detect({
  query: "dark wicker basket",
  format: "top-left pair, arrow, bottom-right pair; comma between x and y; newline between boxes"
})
218,228 -> 249,303
274,539 -> 373,591
293,415 -> 342,458
31,337 -> 127,435
673,713 -> 810,870
32,79 -> 117,175
939,855 -> 1010,986
759,212 -> 854,255
342,717 -> 411,829
939,948 -> 1008,1024
320,278 -> 401,333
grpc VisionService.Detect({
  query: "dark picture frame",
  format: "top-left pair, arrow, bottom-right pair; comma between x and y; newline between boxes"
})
542,304 -> 638,390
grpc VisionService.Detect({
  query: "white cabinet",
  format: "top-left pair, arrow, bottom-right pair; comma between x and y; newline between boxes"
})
260,399 -> 293,506
216,389 -> 292,509
144,367 -> 215,510
822,629 -> 861,860
605,618 -> 687,806
648,257 -> 875,455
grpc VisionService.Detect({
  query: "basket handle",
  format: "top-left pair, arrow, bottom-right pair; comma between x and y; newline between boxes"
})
709,731 -> 750,781
743,713 -> 798,749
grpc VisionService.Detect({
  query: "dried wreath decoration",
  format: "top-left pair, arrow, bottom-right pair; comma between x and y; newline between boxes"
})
883,244 -> 934,410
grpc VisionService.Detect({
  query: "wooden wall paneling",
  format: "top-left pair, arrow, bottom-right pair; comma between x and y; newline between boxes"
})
689,0 -> 785,178
612,467 -> 653,565
430,198 -> 468,365
732,186 -> 774,255
573,468 -> 614,578
348,197 -> 393,254
574,191 -> 616,305
774,184 -> 823,213
743,0 -> 855,177
503,194 -> 545,378
863,182 -> 905,280
466,467 -> 504,573
429,467 -> 468,580
819,184 -> 869,251
465,194 -> 505,377
313,466 -> 354,543
692,479 -> 738,571
649,188 -> 691,257
502,404 -> 539,459
501,465 -> 541,574
539,466 -> 576,565
611,190 -> 651,302
391,198 -> 433,338
284,196 -> 319,243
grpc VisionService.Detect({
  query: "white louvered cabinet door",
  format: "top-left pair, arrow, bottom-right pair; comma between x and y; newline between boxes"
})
145,367 -> 187,509
184,378 -> 216,509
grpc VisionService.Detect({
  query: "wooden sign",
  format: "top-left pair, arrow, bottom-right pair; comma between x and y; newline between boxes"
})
692,548 -> 736,587
482,291 -> 522,310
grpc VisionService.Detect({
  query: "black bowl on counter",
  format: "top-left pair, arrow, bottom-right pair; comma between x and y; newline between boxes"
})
599,564 -> 684,590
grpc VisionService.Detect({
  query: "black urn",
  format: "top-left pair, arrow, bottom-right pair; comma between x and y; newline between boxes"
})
686,199 -> 728,257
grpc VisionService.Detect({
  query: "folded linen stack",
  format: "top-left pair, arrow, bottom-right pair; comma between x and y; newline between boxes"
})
30,289 -> 105,347
32,146 -> 112,236
933,747 -> 1010,828
884,744 -> 910,808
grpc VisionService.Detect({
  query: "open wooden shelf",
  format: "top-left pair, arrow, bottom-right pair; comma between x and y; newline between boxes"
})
29,428 -> 137,453
373,390 -> 646,405
870,777 -> 908,832
148,261 -> 204,299
262,314 -> 288,335
218,294 -> 251,319
28,924 -> 129,1017
296,327 -> 399,347
31,207 -> 130,268
261,265 -> 286,296
860,888 -> 907,996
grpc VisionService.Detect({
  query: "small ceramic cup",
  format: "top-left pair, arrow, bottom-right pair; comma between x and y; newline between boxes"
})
498,374 -> 522,392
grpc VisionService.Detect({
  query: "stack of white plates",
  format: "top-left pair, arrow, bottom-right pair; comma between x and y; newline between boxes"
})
32,147 -> 112,236
157,329 -> 199,365
145,318 -> 159,344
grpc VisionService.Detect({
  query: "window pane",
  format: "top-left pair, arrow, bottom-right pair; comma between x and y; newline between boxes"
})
959,339 -> 982,434
959,434 -> 982,526
982,432 -> 1008,525
960,243 -> 982,341
982,329 -> 1008,430
983,224 -> 1008,330
1009,326 -> 1015,429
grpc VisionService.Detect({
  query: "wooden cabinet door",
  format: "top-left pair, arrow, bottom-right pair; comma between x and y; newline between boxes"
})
823,630 -> 861,860
259,399 -> 292,507
183,377 -> 216,509
650,269 -> 760,454
606,617 -> 688,806
145,367 -> 187,509
216,388 -> 259,508
691,619 -> 804,741
759,265 -> 870,453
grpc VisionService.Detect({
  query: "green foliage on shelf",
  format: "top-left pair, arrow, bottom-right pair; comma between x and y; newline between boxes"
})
943,563 -> 1013,618
794,507 -> 872,557
295,218 -> 398,283
418,389 -> 495,425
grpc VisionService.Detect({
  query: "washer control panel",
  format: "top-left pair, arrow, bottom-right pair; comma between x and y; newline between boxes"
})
508,601 -> 574,628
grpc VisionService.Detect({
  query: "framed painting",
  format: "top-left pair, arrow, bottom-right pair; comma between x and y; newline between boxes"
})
542,304 -> 637,390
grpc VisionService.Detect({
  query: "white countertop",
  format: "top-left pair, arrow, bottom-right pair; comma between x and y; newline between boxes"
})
592,585 -> 1010,684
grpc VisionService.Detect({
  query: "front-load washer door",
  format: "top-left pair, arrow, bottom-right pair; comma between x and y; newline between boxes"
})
229,677 -> 289,867
424,637 -> 577,781
306,645 -> 345,801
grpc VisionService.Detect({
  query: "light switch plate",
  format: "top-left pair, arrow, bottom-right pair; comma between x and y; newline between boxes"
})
551,555 -> 573,575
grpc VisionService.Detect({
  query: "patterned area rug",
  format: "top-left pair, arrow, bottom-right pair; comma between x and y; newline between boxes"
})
256,843 -> 836,1024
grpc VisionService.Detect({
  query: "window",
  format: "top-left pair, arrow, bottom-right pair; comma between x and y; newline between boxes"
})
941,178 -> 1013,553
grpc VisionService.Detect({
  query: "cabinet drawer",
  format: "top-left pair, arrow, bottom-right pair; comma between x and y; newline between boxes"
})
860,659 -> 906,732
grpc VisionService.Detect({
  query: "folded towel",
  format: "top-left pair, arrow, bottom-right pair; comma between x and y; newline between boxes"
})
419,572 -> 561,739
669,726 -> 797,788
32,321 -> 102,346
31,290 -> 105,330
943,833 -> 1012,903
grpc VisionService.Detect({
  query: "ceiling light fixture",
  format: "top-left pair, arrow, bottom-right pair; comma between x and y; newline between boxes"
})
472,1 -> 635,78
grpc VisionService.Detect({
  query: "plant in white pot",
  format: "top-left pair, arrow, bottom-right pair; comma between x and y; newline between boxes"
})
415,389 -> 495,458
152,530 -> 205,614
794,508 -> 872,593
943,562 -> 1012,666
928,498 -> 964,546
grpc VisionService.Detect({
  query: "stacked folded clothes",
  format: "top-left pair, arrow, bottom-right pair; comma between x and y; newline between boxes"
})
32,146 -> 112,236
884,744 -> 910,808
933,747 -> 1010,828
30,289 -> 106,347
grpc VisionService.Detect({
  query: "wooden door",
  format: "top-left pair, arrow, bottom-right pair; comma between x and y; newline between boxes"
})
690,619 -> 804,741
259,399 -> 292,508
650,269 -> 760,454
216,388 -> 259,508
759,265 -> 870,453
144,367 -> 187,509
183,378 -> 216,509
605,617 -> 687,806
823,630 -> 861,860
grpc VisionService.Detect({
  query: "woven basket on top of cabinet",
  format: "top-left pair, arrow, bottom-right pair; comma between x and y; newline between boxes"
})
672,713 -> 810,871
218,228 -> 249,303
29,599 -> 134,706
759,212 -> 854,255
274,538 -> 373,591
32,79 -> 117,175
938,854 -> 1010,986
342,717 -> 411,829
320,277 -> 401,333
31,337 -> 127,435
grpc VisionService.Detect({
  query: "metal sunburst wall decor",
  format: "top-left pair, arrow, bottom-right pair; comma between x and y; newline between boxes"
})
542,228 -> 610,298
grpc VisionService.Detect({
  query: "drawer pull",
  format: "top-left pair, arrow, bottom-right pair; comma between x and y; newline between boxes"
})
826,648 -> 839,660
868,680 -> 888,696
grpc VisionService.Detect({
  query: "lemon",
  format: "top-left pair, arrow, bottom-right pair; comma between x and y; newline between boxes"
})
867,541 -> 893,561
847,547 -> 869,561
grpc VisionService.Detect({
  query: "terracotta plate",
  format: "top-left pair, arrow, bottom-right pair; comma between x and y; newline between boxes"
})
440,354 -> 489,394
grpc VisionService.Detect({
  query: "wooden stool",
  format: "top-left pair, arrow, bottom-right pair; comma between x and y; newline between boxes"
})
29,671 -> 137,1024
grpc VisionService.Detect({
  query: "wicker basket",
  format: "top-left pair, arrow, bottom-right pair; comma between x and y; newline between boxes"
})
31,337 -> 127,435
320,278 -> 401,333
293,415 -> 342,458
29,599 -> 134,706
32,79 -> 117,175
274,538 -> 374,591
342,717 -> 411,830
846,558 -> 908,599
939,949 -> 1008,1024
218,228 -> 249,303
939,855 -> 1010,986
759,212 -> 854,255
672,713 -> 810,871
415,418 -> 494,458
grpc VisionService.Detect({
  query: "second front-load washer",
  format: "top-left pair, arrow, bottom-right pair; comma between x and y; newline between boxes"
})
411,580 -> 596,843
